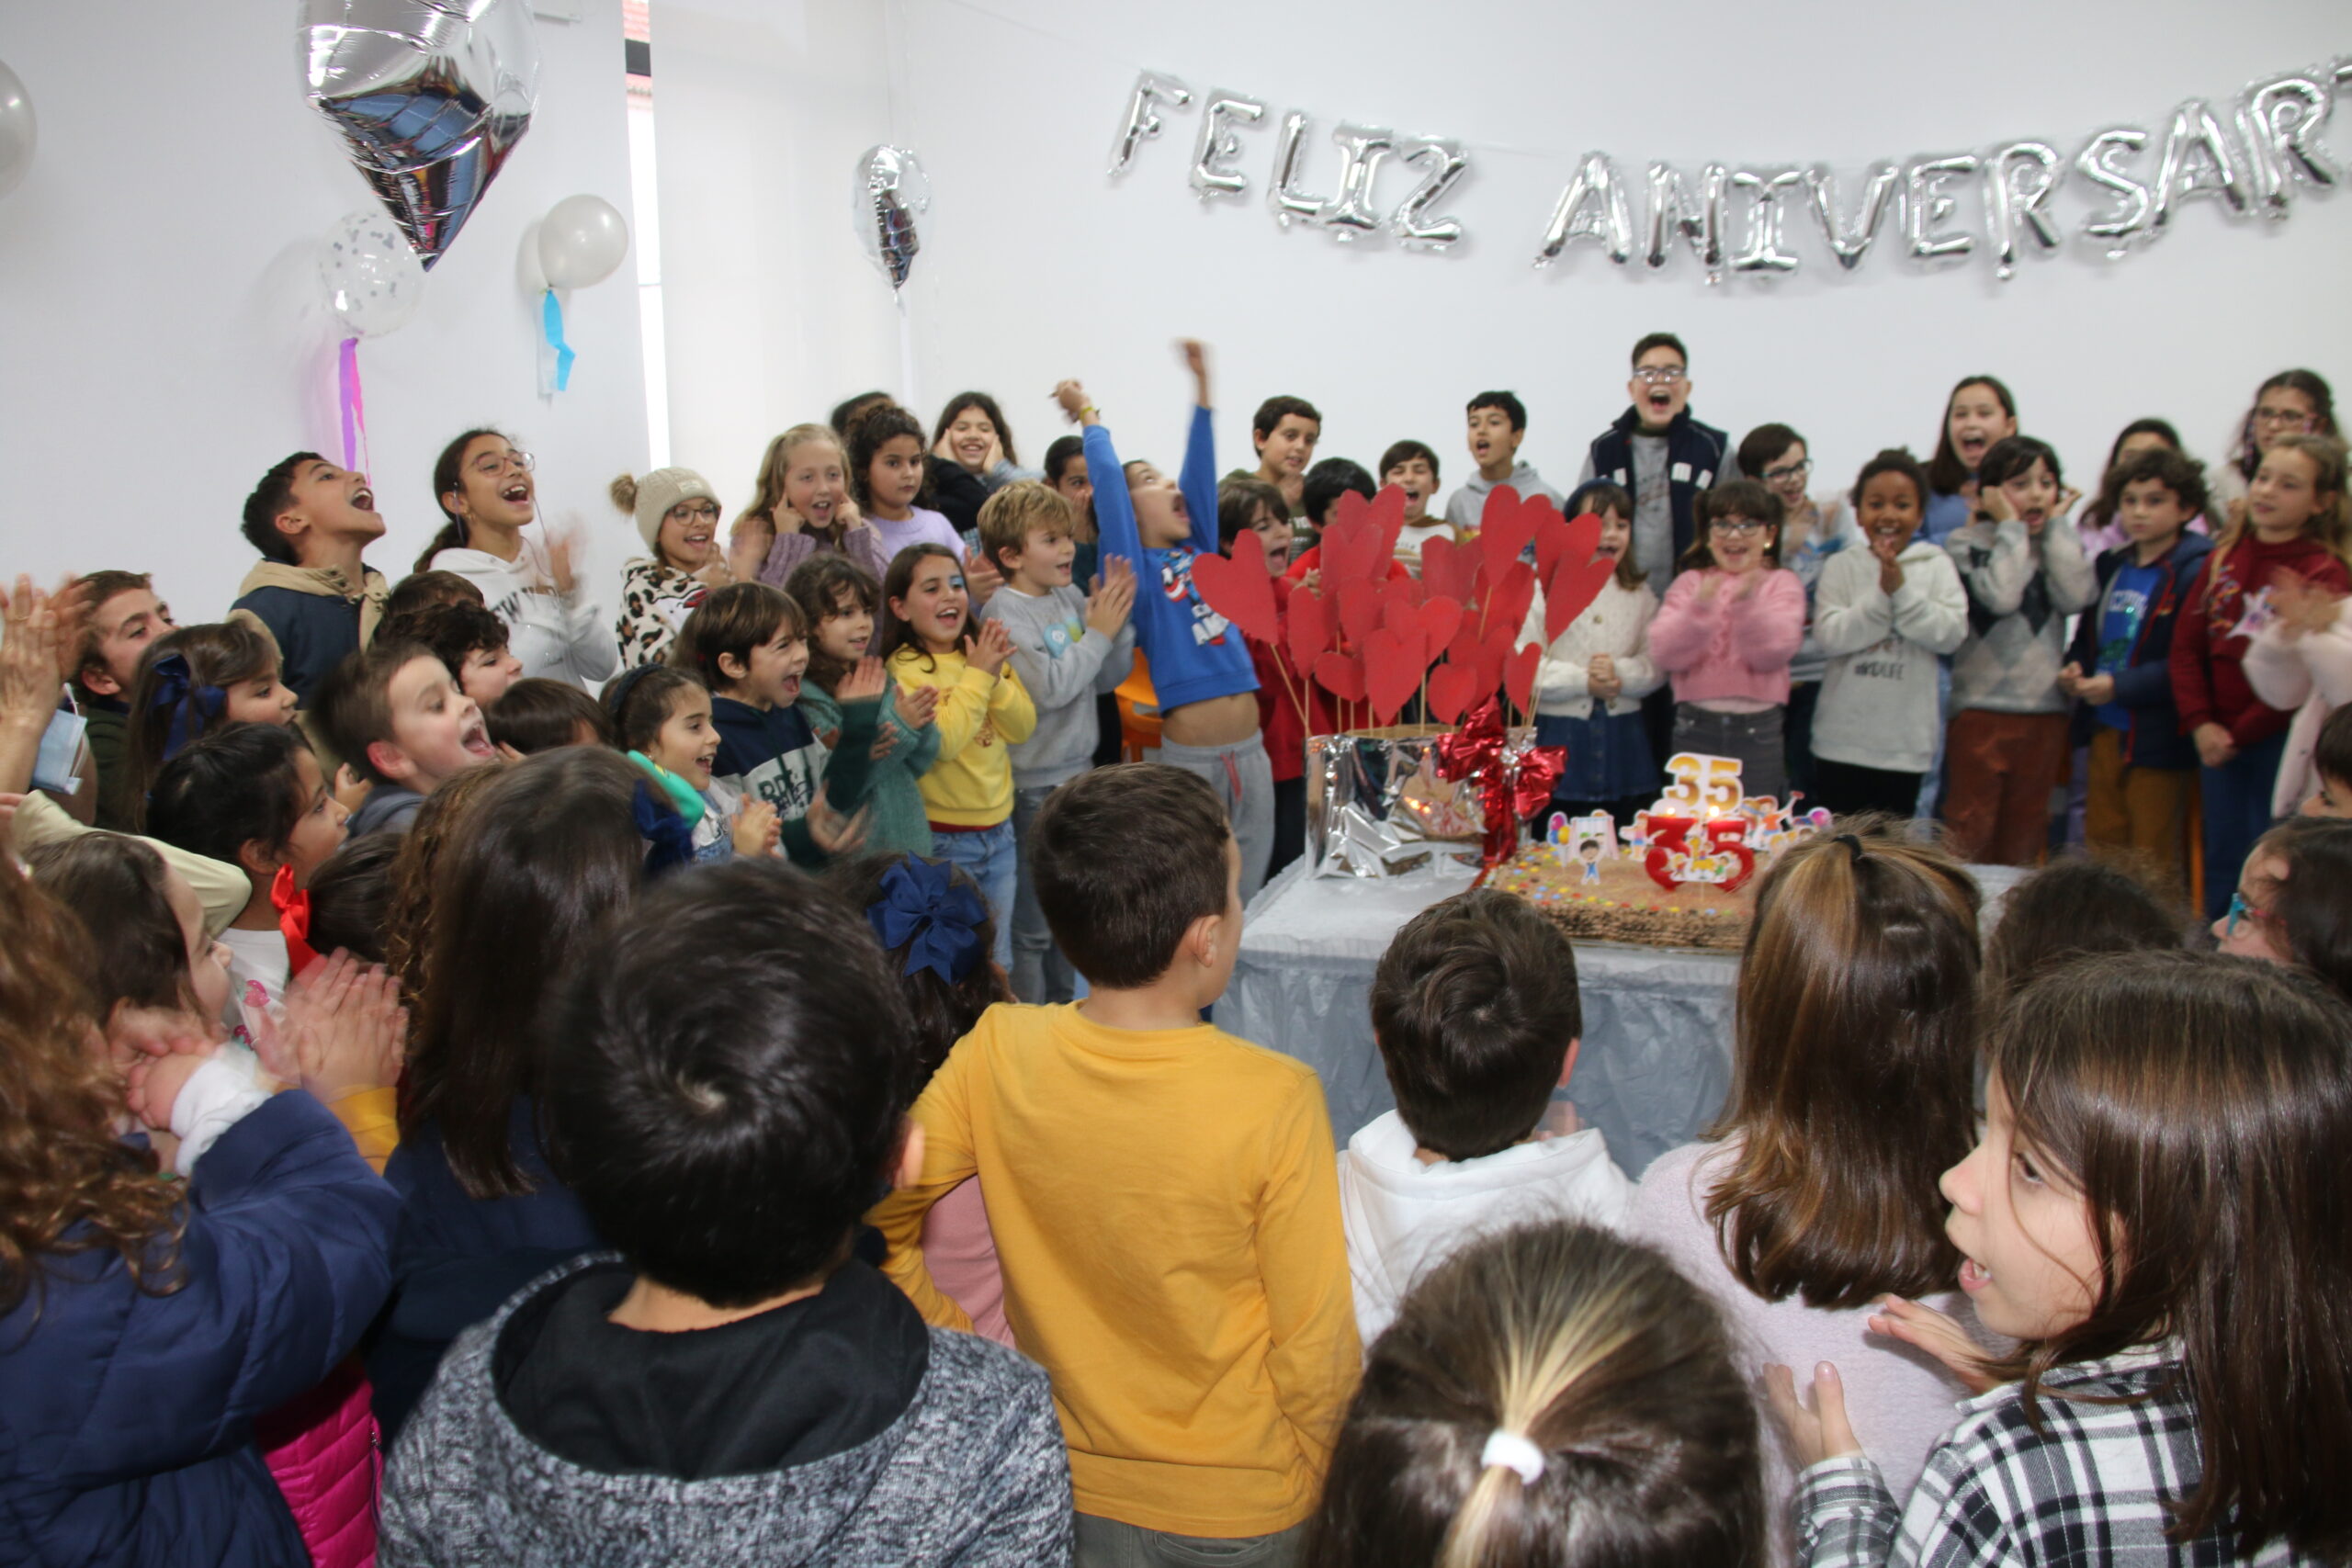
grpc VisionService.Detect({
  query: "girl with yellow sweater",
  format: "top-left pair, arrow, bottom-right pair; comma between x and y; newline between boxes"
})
882,543 -> 1035,969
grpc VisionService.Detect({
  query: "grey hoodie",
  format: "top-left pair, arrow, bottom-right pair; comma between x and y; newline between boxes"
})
1443,462 -> 1563,532
1943,517 -> 2098,715
345,784 -> 423,838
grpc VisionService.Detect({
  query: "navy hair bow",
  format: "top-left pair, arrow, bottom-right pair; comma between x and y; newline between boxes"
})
149,652 -> 227,761
867,855 -> 987,985
632,777 -> 697,880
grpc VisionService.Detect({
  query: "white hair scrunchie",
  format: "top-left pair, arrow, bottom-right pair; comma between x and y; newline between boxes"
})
1479,1428 -> 1547,1485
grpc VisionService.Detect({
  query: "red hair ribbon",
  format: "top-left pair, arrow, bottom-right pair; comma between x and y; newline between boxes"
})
273,864 -> 320,978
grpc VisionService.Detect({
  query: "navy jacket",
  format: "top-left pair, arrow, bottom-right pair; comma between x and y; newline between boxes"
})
368,1099 -> 599,1445
232,587 -> 365,705
0,1093 -> 398,1568
1585,407 -> 1734,572
2066,531 -> 2213,770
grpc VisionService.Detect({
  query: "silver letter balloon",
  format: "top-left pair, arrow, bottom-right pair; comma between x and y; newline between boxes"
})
300,0 -> 540,270
855,144 -> 930,291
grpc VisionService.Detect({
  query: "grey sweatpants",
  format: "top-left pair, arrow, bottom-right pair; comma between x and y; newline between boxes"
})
1156,730 -> 1276,901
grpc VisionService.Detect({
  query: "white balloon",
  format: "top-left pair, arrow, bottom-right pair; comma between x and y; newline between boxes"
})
319,209 -> 424,338
536,194 -> 630,289
0,60 -> 34,199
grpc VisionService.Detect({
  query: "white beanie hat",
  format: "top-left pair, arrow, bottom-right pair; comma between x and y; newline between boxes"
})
611,467 -> 719,552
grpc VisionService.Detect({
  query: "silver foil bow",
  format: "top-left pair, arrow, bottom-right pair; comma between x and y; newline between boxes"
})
300,0 -> 541,270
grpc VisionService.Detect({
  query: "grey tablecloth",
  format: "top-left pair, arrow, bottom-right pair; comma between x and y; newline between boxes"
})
1226,856 -> 2025,1179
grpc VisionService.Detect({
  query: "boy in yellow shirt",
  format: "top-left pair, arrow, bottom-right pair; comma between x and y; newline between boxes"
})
872,763 -> 1358,1566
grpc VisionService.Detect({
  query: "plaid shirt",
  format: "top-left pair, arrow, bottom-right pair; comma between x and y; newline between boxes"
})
1794,1349 -> 2318,1565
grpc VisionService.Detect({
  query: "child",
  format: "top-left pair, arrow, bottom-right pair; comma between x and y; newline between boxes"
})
1941,435 -> 2098,866
872,763 -> 1360,1561
1921,375 -> 2018,545
1740,424 -> 1862,804
381,567 -> 483,620
604,662 -> 778,863
1228,394 -> 1322,517
379,857 -> 1073,1564
144,722 -> 351,1042
1631,825 -> 1984,1541
978,481 -> 1136,1003
851,404 -> 968,562
2170,432 -> 2352,918
1648,479 -> 1808,803
736,423 -> 890,588
2300,704 -> 2352,817
0,856 -> 401,1568
68,569 -> 175,829
1981,857 -> 2180,999
787,554 -> 942,855
677,581 -> 878,866
2059,446 -> 2212,887
1775,950 -> 2352,1565
824,850 -> 1018,1344
1282,462 -> 1411,584
1449,389 -> 1565,533
368,748 -> 646,1440
2075,418 -> 2196,554
1526,481 -> 1661,822
2220,367 -> 2336,510
2211,815 -> 2352,1000
1379,439 -> 1449,570
1057,341 -> 1279,897
611,465 -> 730,668
1221,479 -> 1324,878
486,674 -> 613,753
123,619 -> 300,822
1579,335 -> 1736,583
313,637 -> 499,838
1342,888 -> 1633,1345
1303,1224 -> 1760,1568
418,428 -> 616,686
882,544 -> 1036,967
380,598 -> 525,706
380,760 -> 514,1016
233,451 -> 390,702
933,389 -> 1043,492
305,831 -> 400,967
1810,451 -> 1970,818
1046,433 -> 1126,771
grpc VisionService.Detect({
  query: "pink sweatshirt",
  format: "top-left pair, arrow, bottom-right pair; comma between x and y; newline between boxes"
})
1648,568 -> 1807,707
922,1176 -> 1015,1347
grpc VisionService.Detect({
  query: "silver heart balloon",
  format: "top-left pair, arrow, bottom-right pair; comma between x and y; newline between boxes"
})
856,144 -> 930,290
300,0 -> 541,270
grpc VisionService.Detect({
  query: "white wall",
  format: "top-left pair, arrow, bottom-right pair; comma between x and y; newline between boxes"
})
0,2 -> 647,624
659,0 -> 2352,511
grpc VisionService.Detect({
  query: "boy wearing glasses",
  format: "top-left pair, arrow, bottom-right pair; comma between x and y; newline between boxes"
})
1579,333 -> 1739,589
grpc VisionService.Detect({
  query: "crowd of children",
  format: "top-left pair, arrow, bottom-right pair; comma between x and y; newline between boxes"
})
3,341 -> 2351,1568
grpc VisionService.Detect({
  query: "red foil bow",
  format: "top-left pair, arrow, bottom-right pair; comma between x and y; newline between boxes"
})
273,864 -> 320,978
1435,697 -> 1566,864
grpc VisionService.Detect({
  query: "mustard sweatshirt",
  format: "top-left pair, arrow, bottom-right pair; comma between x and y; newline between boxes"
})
888,645 -> 1035,829
872,1002 -> 1360,1535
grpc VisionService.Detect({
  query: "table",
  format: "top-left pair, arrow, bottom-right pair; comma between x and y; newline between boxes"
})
1226,855 -> 2025,1179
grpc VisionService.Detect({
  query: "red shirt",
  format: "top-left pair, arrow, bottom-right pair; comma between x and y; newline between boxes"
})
1253,576 -> 1329,782
2170,534 -> 2352,747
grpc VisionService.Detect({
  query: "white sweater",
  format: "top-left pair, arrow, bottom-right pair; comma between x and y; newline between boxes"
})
1811,542 -> 1968,775
2245,614 -> 2352,816
431,534 -> 617,687
1521,577 -> 1664,721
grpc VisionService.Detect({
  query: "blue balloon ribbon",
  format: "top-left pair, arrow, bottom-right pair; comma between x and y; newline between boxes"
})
542,287 -> 575,391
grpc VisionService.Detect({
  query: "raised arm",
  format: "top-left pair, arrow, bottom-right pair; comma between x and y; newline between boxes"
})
1178,340 -> 1220,555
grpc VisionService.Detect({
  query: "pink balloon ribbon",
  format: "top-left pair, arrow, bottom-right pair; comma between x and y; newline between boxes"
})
336,336 -> 370,473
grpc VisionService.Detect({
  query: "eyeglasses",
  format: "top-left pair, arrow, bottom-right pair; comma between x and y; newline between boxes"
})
469,450 -> 537,478
2254,406 -> 2315,429
2225,890 -> 2268,937
1709,518 -> 1769,536
670,501 -> 722,522
1632,367 -> 1688,387
1762,458 -> 1813,484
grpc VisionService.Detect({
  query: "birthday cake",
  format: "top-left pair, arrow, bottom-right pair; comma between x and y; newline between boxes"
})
1482,840 -> 1757,951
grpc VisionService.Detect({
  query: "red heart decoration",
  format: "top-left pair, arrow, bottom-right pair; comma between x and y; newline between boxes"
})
1363,627 -> 1428,725
1188,535 -> 1281,648
1477,487 -> 1548,581
1314,649 -> 1368,704
1420,536 -> 1474,604
1544,551 -> 1617,644
1286,583 -> 1333,671
1534,511 -> 1600,587
1506,640 -> 1544,716
1473,559 -> 1538,649
1426,660 -> 1481,724
1469,636 -> 1508,703
1337,579 -> 1385,648
1366,485 -> 1408,570
1447,613 -> 1486,671
1385,593 -> 1464,659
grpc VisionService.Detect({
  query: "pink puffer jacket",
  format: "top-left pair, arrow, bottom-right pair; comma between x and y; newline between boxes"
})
256,1357 -> 379,1568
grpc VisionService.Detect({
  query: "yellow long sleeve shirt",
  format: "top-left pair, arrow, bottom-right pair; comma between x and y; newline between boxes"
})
888,647 -> 1035,828
872,1002 -> 1360,1535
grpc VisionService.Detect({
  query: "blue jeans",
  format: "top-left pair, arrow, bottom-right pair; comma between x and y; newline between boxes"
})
1009,783 -> 1074,1004
932,818 -> 1018,974
2199,729 -> 2288,920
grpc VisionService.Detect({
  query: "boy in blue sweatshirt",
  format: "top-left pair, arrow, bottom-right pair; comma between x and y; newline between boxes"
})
1055,340 -> 1277,897
234,452 -> 391,704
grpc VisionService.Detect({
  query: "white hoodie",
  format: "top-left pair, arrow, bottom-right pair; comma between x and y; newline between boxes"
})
1340,1109 -> 1634,1347
1810,539 -> 1968,775
432,532 -> 617,687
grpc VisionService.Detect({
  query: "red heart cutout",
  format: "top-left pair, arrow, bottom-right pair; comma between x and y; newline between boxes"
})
1363,626 -> 1428,726
1331,488 -> 1374,536
1426,660 -> 1480,724
1506,641 -> 1544,717
1477,487 -> 1548,581
1534,511 -> 1600,587
1366,485 -> 1408,570
1447,612 -> 1486,671
1188,535 -> 1281,647
1420,536 -> 1474,604
1468,635 -> 1508,703
1472,559 -> 1538,649
1286,583 -> 1332,671
1337,579 -> 1385,648
1385,593 -> 1464,659
1314,649 -> 1368,704
1544,552 -> 1616,644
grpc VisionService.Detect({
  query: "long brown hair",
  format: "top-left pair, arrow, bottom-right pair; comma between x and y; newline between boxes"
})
875,542 -> 967,671
381,758 -> 513,1012
784,553 -> 883,695
0,860 -> 183,1316
1704,819 -> 1981,1307
414,426 -> 509,571
123,620 -> 280,827
1303,1223 -> 1760,1568
401,749 -> 644,1197
2229,368 -> 2336,483
24,835 -> 206,1021
1926,374 -> 2016,496
1988,951 -> 2352,1556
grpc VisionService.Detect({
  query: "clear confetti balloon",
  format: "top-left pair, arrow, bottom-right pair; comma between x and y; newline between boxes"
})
0,60 -> 34,199
320,209 -> 424,337
300,0 -> 541,270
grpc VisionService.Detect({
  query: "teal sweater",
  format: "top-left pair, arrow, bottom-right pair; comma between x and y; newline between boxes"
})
801,683 -> 939,856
